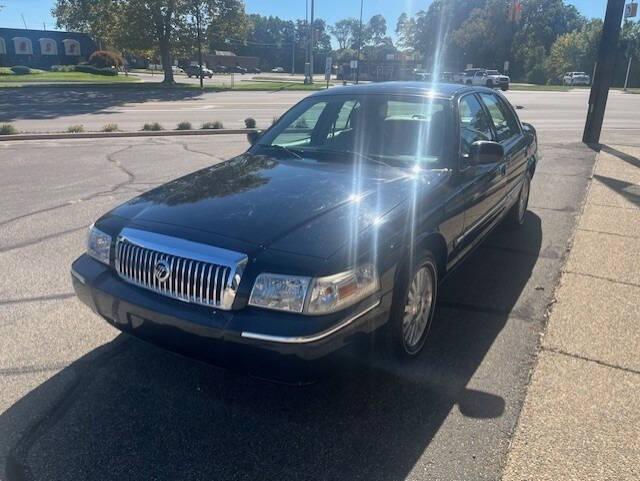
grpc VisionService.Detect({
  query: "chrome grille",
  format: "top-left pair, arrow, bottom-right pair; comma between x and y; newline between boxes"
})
114,228 -> 247,310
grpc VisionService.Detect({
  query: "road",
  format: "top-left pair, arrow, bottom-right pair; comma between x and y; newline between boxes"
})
2,86 -> 640,145
0,112 -> 603,479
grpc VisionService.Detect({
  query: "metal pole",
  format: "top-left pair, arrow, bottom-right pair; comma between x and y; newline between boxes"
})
196,3 -> 204,90
624,56 -> 632,91
356,0 -> 363,84
291,30 -> 295,75
309,0 -> 314,83
582,0 -> 626,145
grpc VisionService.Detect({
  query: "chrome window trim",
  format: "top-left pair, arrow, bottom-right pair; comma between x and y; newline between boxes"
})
240,299 -> 381,344
116,228 -> 248,310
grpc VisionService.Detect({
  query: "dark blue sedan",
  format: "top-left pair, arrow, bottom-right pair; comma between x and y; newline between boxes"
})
72,82 -> 537,379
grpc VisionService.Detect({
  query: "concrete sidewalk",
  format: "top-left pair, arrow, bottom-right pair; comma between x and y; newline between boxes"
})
503,145 -> 640,480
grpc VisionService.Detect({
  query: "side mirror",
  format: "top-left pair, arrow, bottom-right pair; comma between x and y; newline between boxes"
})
469,140 -> 504,165
247,130 -> 262,146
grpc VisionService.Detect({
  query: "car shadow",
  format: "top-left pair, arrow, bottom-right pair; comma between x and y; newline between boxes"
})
2,214 -> 543,481
0,87 -> 208,122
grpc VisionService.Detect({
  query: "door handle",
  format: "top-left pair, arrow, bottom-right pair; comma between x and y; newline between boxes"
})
499,164 -> 507,176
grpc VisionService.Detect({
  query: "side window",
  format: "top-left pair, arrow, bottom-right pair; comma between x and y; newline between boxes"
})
458,94 -> 494,157
328,100 -> 360,139
271,101 -> 327,146
479,93 -> 519,142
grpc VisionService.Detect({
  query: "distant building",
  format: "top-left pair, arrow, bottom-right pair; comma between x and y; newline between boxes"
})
0,28 -> 97,69
202,50 -> 259,70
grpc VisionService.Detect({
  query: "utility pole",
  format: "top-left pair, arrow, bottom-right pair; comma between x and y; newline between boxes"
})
356,0 -> 364,84
583,0 -> 626,145
309,0 -> 315,83
195,2 -> 204,89
291,29 -> 296,75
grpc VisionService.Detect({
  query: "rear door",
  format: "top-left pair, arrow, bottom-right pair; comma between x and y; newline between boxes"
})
477,92 -> 528,209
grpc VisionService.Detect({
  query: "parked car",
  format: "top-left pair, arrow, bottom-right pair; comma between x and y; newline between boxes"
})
72,83 -> 537,380
455,68 -> 510,91
212,64 -> 228,73
248,67 -> 262,74
271,67 -> 285,73
184,65 -> 213,78
415,71 -> 456,83
229,65 -> 247,74
563,71 -> 590,86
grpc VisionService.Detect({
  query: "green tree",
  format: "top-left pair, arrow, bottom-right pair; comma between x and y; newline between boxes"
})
52,0 -> 124,49
546,19 -> 601,83
511,0 -> 585,80
329,18 -> 358,50
367,14 -> 387,46
396,13 -> 416,51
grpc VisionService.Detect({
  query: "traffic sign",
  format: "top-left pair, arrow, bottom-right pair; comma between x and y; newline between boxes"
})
625,2 -> 638,17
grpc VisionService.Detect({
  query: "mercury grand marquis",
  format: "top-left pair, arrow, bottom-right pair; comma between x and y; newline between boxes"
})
71,83 -> 538,378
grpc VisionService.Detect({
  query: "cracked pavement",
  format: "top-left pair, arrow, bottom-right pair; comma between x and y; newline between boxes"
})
0,133 -> 598,481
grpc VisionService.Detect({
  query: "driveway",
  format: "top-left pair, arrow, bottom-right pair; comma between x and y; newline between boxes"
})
0,132 -> 598,480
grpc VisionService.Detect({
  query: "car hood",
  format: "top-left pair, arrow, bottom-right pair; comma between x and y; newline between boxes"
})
108,153 -> 447,259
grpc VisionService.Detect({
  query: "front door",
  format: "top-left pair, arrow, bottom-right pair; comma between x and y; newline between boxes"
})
454,93 -> 508,253
477,92 -> 528,209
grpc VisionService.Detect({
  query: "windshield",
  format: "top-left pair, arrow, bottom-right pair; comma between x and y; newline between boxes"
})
257,94 -> 449,168
486,70 -> 499,75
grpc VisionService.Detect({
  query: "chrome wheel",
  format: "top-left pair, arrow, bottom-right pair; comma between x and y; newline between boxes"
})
518,174 -> 530,223
402,265 -> 435,353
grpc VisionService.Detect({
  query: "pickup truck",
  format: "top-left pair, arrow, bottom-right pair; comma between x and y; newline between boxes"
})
454,69 -> 510,91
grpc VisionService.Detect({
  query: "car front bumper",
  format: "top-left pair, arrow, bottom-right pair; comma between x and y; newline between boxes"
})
71,254 -> 392,381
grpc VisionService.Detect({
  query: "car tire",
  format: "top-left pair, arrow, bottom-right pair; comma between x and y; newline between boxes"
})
501,85 -> 509,91
487,80 -> 494,88
466,80 -> 472,86
507,171 -> 531,227
387,250 -> 439,360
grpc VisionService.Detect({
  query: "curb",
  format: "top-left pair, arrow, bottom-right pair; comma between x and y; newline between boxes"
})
0,128 -> 257,142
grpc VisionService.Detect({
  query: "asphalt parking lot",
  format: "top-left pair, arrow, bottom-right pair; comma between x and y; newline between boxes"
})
0,118 -> 605,479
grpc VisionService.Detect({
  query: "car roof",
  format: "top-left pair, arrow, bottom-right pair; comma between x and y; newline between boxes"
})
309,82 -> 476,100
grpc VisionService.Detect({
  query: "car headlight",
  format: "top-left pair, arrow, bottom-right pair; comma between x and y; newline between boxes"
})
248,264 -> 379,315
87,225 -> 112,265
248,273 -> 311,313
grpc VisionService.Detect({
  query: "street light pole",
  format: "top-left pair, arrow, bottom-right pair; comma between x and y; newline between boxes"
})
356,0 -> 363,84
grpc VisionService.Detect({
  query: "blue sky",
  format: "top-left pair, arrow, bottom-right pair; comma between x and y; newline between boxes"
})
0,0 -> 609,33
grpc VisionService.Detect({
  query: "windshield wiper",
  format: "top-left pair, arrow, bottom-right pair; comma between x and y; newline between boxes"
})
262,144 -> 303,159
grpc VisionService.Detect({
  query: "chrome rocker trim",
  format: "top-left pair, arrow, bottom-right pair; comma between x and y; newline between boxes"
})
240,299 -> 381,344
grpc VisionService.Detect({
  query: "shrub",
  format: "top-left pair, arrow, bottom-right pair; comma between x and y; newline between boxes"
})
176,121 -> 192,130
89,50 -> 124,69
11,66 -> 31,75
67,125 -> 84,133
201,121 -> 224,130
101,123 -> 119,132
75,64 -> 118,76
0,124 -> 18,135
244,117 -> 257,129
50,65 -> 75,72
142,122 -> 164,131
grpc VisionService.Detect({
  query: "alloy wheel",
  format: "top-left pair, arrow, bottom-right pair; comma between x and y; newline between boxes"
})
402,265 -> 436,354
